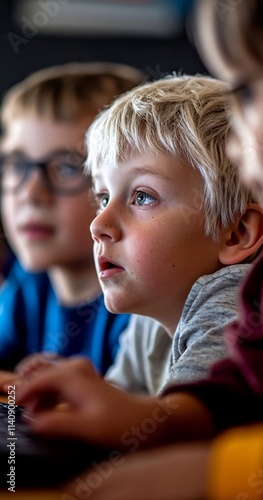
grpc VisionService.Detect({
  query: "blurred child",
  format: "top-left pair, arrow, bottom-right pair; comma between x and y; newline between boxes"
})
17,73 -> 263,457
0,62 -> 144,387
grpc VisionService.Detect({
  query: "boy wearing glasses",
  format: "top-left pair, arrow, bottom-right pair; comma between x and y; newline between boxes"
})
0,62 -> 143,388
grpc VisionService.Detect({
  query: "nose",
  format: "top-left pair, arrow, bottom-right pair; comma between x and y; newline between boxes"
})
18,169 -> 53,204
90,207 -> 121,244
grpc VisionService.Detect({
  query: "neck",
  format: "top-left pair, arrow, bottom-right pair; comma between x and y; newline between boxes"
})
48,264 -> 102,306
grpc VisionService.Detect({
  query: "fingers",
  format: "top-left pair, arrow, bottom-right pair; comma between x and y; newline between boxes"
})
16,356 -> 99,409
15,357 -> 104,443
15,351 -> 59,371
23,409 -> 90,442
0,370 -> 20,393
15,352 -> 61,380
15,357 -> 133,447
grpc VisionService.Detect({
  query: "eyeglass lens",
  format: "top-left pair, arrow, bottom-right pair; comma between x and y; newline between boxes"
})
0,153 -> 89,194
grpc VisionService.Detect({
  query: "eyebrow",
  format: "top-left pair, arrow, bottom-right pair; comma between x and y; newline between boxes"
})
128,165 -> 171,180
92,164 -> 175,184
91,165 -> 179,191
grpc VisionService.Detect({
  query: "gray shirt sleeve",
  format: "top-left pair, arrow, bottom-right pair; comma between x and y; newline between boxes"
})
163,264 -> 250,389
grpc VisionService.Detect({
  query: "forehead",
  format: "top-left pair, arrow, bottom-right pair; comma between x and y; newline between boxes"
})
92,151 -> 203,191
1,115 -> 94,158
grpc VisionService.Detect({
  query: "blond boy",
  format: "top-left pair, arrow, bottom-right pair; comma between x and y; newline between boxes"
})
0,62 -> 143,387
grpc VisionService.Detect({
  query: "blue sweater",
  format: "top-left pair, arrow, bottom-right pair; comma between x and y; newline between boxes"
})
0,260 -> 130,374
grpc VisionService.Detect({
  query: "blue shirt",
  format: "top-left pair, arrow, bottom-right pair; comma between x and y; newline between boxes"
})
0,260 -> 130,374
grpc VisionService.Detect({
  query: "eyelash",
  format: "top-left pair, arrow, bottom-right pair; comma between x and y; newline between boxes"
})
93,189 -> 157,211
133,190 -> 156,206
94,192 -> 109,210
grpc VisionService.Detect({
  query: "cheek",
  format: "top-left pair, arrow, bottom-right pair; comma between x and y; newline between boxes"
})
58,198 -> 96,238
93,242 -> 99,266
1,197 -> 16,240
61,214 -> 93,248
129,228 -> 177,277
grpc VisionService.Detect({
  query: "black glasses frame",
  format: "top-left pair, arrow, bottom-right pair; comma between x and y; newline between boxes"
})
0,152 -> 90,196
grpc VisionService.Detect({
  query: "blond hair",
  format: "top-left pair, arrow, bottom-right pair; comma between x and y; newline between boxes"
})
1,62 -> 145,130
86,74 -> 258,240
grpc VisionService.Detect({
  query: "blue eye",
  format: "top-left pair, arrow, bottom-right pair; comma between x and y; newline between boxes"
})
51,162 -> 82,178
101,195 -> 109,208
12,162 -> 27,176
2,158 -> 27,176
60,164 -> 78,176
95,193 -> 109,209
135,191 -> 155,205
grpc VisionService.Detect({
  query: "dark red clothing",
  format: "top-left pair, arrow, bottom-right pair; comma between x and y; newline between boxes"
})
163,253 -> 263,431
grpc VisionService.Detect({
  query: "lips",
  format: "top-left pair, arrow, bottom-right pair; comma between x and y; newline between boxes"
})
97,255 -> 124,279
18,222 -> 55,238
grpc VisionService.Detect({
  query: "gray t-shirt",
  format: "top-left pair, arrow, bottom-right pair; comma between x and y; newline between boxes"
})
105,264 -> 250,395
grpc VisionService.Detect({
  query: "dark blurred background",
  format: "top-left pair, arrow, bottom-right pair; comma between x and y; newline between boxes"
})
0,0 -> 208,103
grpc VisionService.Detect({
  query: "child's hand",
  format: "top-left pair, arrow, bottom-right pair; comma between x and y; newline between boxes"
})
16,356 -> 170,449
0,354 -> 62,394
15,352 -> 62,381
16,357 -> 114,444
0,370 -> 20,393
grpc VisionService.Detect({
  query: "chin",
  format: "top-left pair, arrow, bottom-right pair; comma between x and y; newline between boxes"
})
21,263 -> 48,273
104,303 -> 123,314
19,256 -> 51,273
104,295 -> 140,316
104,298 -> 128,315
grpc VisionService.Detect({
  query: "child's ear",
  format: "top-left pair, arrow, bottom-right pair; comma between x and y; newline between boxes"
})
219,204 -> 263,265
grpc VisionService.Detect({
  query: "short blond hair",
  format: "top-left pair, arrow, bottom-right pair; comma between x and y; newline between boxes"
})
86,74 -> 258,240
1,62 -> 145,130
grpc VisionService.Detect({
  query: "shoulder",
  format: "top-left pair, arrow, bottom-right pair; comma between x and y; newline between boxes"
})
179,264 -> 251,326
188,264 -> 250,306
197,263 -> 251,289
